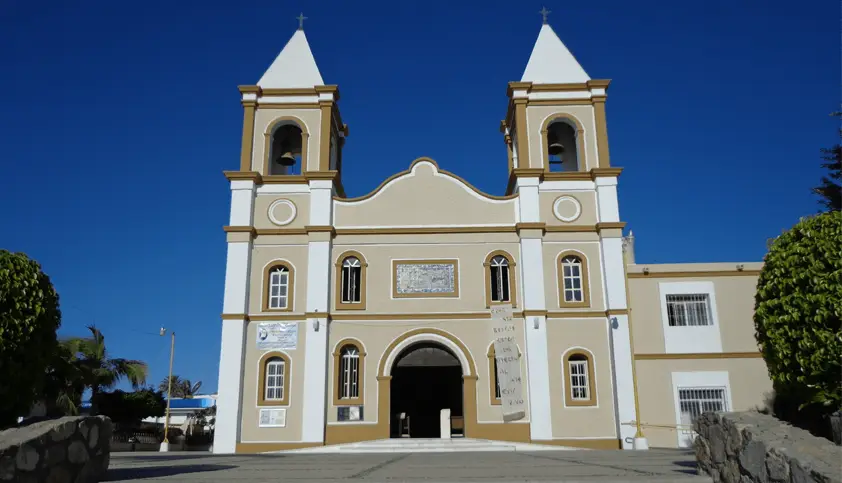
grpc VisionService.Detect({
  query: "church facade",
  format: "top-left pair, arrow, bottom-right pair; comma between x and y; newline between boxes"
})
213,21 -> 772,454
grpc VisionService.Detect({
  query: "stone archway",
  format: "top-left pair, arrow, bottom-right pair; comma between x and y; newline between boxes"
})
376,329 -> 479,439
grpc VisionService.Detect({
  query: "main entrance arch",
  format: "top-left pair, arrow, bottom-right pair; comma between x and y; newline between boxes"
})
377,329 -> 478,439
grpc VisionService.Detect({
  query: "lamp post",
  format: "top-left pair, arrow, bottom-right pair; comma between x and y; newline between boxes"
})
159,327 -> 175,452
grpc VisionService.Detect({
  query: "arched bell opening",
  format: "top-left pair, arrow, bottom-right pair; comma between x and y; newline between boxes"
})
268,122 -> 304,175
546,120 -> 580,172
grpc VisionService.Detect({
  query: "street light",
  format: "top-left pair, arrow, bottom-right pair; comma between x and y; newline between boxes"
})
159,327 -> 175,452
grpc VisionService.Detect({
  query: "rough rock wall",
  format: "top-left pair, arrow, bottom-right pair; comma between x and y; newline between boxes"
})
0,416 -> 112,483
694,411 -> 841,483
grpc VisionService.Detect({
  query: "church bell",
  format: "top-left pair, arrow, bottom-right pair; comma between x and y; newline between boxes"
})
548,142 -> 565,156
276,152 -> 297,167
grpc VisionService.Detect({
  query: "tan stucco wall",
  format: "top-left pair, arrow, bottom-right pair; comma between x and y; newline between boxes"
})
628,275 -> 760,354
330,243 -> 522,313
635,358 -> 772,448
334,162 -> 517,227
546,318 -> 618,438
253,194 -> 311,230
251,108 -> 323,173
325,319 -> 531,425
525,105 -> 599,170
248,245 -> 309,314
240,321 -> 306,442
540,191 -> 598,226
542,242 -> 606,311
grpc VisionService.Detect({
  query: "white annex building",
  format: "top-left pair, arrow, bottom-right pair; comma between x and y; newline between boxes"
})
213,19 -> 772,453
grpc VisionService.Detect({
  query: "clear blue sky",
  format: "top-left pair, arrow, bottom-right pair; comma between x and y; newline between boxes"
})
0,1 -> 838,394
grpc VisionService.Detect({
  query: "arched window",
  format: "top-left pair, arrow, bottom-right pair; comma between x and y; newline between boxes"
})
558,252 -> 589,307
335,252 -> 367,310
265,119 -> 307,176
484,251 -> 517,308
563,350 -> 596,407
544,119 -> 581,172
333,340 -> 365,405
258,352 -> 291,406
264,263 -> 294,312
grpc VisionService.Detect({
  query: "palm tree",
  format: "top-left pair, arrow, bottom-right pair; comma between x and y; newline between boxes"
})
158,376 -> 202,398
66,325 -> 148,414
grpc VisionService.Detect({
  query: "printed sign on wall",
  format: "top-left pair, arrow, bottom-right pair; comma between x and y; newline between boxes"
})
490,304 -> 526,422
256,322 -> 298,350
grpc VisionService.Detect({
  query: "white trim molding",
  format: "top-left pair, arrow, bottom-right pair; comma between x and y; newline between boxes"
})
658,281 -> 722,354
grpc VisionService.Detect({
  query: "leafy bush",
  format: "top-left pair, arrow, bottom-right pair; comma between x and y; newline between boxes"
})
754,212 -> 842,413
0,250 -> 61,427
94,388 -> 165,428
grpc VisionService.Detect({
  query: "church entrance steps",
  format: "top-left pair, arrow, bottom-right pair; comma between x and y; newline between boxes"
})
267,438 -> 581,454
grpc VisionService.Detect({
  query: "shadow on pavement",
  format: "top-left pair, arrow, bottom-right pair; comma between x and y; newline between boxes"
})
111,454 -> 213,463
106,464 -> 237,481
672,459 -> 701,475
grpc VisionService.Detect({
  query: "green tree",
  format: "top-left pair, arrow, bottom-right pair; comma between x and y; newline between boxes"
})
65,325 -> 148,413
0,250 -> 61,427
158,376 -> 202,398
42,342 -> 85,417
754,212 -> 842,413
94,388 -> 165,428
814,112 -> 841,212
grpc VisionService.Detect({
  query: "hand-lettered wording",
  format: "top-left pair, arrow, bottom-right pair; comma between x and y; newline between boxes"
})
490,304 -> 526,422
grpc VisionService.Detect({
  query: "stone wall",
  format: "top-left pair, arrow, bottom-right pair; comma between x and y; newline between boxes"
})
0,416 -> 112,483
694,411 -> 841,483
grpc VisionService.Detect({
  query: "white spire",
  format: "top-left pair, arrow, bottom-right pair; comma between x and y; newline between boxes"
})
521,24 -> 590,84
257,29 -> 324,88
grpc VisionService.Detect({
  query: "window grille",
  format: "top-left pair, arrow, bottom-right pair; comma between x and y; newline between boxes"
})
666,294 -> 712,326
490,256 -> 510,302
265,359 -> 285,400
341,257 -> 362,303
339,346 -> 360,399
561,256 -> 584,303
678,387 -> 727,437
568,359 -> 590,401
268,266 -> 289,309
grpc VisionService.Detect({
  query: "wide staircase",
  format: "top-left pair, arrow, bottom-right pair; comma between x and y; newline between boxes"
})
270,438 -> 580,454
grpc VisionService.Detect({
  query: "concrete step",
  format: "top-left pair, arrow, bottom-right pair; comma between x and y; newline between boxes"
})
271,438 -> 581,454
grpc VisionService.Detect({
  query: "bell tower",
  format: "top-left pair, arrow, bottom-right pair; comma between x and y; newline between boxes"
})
233,19 -> 348,195
503,14 -> 646,450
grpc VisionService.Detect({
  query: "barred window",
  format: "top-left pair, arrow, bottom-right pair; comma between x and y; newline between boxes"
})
339,345 -> 360,399
568,356 -> 590,401
678,387 -> 727,430
490,256 -> 511,303
341,257 -> 362,303
264,358 -> 285,401
666,294 -> 712,327
268,266 -> 290,309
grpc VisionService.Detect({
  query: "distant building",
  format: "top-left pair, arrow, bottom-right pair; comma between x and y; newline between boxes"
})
143,394 -> 217,429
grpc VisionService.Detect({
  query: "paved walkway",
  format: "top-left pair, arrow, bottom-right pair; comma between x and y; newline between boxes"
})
106,450 -> 712,482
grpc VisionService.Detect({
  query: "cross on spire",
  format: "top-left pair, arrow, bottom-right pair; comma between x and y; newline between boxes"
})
296,12 -> 307,30
539,6 -> 551,24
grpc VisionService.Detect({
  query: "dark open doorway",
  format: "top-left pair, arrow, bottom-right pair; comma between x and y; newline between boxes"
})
389,342 -> 463,438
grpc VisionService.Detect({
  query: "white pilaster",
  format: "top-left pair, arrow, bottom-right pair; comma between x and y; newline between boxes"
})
596,176 -> 642,450
516,176 -> 553,441
214,182 -> 255,454
301,179 -> 333,443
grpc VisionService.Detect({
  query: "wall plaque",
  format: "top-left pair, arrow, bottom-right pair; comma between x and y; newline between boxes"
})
258,408 -> 286,427
393,260 -> 459,297
490,304 -> 526,422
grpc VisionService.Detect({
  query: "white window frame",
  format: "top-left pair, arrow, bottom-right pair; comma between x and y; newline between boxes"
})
339,346 -> 360,399
268,266 -> 290,309
264,359 -> 286,401
568,358 -> 590,401
341,257 -> 362,304
658,281 -> 722,353
671,371 -> 732,448
666,293 -> 712,327
490,255 -> 511,303
561,256 -> 585,303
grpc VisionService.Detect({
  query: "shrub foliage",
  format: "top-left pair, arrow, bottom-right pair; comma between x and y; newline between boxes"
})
754,212 -> 842,410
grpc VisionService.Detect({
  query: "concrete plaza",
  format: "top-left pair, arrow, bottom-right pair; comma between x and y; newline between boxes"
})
106,450 -> 712,482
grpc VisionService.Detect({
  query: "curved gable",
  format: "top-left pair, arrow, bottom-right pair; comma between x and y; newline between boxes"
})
334,158 -> 518,228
